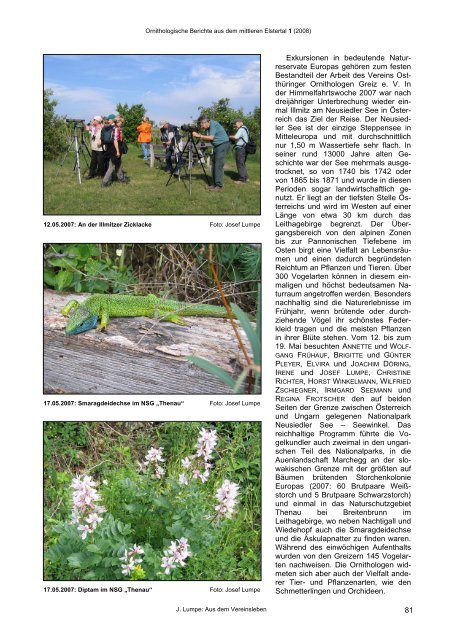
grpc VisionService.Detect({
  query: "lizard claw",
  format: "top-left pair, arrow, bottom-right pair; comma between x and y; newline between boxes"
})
164,314 -> 188,326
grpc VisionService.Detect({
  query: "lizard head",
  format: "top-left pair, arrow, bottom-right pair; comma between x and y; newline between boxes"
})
65,306 -> 98,335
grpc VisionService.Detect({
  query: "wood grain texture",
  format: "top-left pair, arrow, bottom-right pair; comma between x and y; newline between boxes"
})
44,289 -> 255,395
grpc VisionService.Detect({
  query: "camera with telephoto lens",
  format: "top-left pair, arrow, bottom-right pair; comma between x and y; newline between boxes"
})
66,118 -> 85,129
180,124 -> 200,133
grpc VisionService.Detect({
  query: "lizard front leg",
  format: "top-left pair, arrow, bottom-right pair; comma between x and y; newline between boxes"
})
61,300 -> 80,317
158,311 -> 188,326
96,307 -> 110,332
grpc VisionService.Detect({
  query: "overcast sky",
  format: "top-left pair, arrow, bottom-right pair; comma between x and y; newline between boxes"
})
44,54 -> 260,124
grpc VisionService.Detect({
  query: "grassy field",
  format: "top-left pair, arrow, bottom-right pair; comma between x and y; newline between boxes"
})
44,145 -> 261,215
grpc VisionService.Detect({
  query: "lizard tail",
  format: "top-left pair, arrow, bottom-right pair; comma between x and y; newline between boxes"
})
178,302 -> 237,318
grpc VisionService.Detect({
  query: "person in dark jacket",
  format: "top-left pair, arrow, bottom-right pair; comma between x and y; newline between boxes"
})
101,115 -> 128,187
160,120 -> 182,174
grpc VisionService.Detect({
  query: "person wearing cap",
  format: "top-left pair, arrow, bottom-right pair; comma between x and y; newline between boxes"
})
160,120 -> 182,174
137,116 -> 152,161
85,115 -> 104,179
193,116 -> 229,191
229,119 -> 250,184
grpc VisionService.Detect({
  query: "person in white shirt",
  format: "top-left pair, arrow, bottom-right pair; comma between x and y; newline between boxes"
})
229,119 -> 250,184
85,115 -> 104,179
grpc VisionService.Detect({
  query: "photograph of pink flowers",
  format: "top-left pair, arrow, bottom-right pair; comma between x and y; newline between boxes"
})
44,421 -> 261,580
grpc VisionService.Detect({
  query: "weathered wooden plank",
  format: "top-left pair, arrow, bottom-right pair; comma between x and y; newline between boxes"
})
44,290 -> 255,395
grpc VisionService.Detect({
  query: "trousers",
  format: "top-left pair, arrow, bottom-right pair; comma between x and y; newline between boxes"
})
235,146 -> 248,181
89,150 -> 105,177
211,141 -> 230,187
102,156 -> 125,185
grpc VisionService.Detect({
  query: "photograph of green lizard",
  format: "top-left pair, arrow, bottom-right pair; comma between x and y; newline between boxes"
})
62,293 -> 237,334
44,243 -> 261,395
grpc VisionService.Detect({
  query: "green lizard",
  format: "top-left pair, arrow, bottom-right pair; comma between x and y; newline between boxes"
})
61,293 -> 237,335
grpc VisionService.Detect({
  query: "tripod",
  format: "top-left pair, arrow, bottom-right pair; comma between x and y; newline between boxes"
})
166,132 -> 211,194
58,123 -> 91,184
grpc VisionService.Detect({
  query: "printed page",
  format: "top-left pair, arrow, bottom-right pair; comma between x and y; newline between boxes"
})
2,1 -> 451,638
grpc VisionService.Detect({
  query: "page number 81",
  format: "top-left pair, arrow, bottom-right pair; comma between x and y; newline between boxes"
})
404,606 -> 413,613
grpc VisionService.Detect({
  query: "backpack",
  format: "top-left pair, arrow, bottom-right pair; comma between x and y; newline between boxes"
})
101,125 -> 113,146
239,126 -> 257,155
120,141 -> 128,155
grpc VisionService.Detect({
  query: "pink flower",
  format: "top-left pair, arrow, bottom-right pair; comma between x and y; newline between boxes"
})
161,538 -> 191,575
86,512 -> 102,528
145,447 -> 165,463
78,524 -> 91,540
121,545 -> 144,575
121,560 -> 135,576
180,429 -> 218,485
196,428 -> 218,460
70,475 -> 105,539
139,446 -> 166,478
215,480 -> 240,518
161,556 -> 176,575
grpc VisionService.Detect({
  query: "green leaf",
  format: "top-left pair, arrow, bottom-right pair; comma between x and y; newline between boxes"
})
73,244 -> 100,259
119,478 -> 136,489
82,571 -> 97,580
232,367 -> 251,394
55,270 -> 73,291
255,285 -> 261,340
187,356 -> 236,388
44,268 -> 56,287
231,303 -> 260,365
154,495 -> 171,509
103,557 -> 120,568
67,553 -> 84,568
47,257 -> 77,268
86,544 -> 101,553
124,502 -> 143,514
85,554 -> 103,567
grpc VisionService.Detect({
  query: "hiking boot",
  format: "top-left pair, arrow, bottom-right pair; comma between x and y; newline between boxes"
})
101,181 -> 112,188
207,185 -> 222,192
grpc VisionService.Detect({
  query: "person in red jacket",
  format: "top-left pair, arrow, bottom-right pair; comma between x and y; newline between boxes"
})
137,116 -> 152,161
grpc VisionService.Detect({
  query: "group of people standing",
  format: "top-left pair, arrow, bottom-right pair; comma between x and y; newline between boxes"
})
193,117 -> 250,191
161,116 -> 251,192
85,113 -> 252,191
